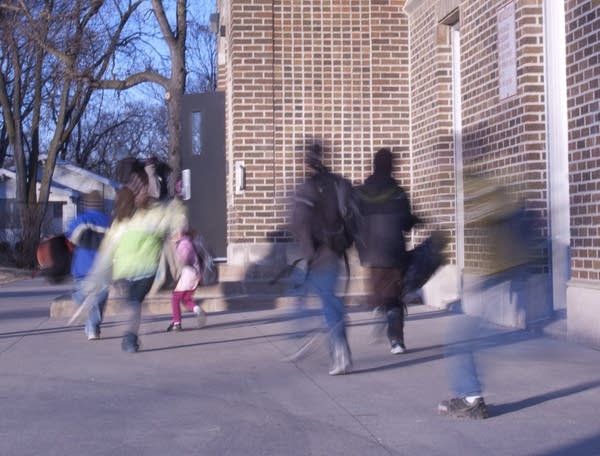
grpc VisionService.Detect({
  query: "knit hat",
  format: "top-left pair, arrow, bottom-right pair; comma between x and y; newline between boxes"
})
306,140 -> 325,171
373,148 -> 392,176
82,190 -> 104,211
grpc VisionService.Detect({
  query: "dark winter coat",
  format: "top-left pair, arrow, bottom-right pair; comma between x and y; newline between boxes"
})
356,175 -> 418,268
290,173 -> 343,269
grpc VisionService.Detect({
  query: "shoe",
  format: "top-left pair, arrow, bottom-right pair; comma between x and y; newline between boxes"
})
390,342 -> 406,354
438,397 -> 488,419
328,345 -> 352,376
193,305 -> 207,328
166,322 -> 183,332
328,363 -> 352,376
121,332 -> 140,353
87,332 -> 100,341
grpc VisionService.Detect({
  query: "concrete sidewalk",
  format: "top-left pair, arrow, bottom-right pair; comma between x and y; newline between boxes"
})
1,276 -> 600,455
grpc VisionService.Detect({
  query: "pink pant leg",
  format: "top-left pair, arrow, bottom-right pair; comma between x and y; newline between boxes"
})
181,290 -> 196,312
171,291 -> 184,323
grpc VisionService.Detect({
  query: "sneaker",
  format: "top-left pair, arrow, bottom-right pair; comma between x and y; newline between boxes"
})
87,332 -> 100,341
438,397 -> 489,419
390,342 -> 406,354
194,306 -> 207,328
328,345 -> 352,376
166,322 -> 183,332
328,363 -> 352,376
121,332 -> 140,353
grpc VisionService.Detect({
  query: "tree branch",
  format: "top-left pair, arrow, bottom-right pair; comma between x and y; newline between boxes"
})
151,0 -> 176,47
92,70 -> 169,90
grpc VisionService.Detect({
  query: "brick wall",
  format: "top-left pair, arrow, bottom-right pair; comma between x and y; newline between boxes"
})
406,0 -> 548,273
218,0 -> 596,283
216,0 -> 600,335
225,0 -> 276,245
219,0 -> 410,249
405,0 -> 457,260
460,0 -> 548,272
565,0 -> 600,281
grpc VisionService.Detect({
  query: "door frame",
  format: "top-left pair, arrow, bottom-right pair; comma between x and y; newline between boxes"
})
451,23 -> 465,298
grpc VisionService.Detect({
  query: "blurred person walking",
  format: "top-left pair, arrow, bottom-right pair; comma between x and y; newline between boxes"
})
166,230 -> 206,332
66,190 -> 111,340
438,174 -> 538,419
356,148 -> 420,355
83,189 -> 187,353
289,141 -> 358,375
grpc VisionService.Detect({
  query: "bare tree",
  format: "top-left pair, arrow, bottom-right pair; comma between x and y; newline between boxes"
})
62,96 -> 169,177
0,0 -> 143,266
0,121 -> 8,168
92,0 -> 188,193
68,1 -> 217,182
0,0 -> 216,265
187,20 -> 217,93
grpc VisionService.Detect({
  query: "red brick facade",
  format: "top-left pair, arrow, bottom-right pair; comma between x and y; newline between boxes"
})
565,0 -> 600,282
406,0 -> 548,273
216,0 -> 600,344
218,0 -> 409,249
405,1 -> 456,260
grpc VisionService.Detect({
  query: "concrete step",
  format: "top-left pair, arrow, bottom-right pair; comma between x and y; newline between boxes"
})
50,260 -> 373,318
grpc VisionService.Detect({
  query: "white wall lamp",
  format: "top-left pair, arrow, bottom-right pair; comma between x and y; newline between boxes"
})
235,161 -> 245,194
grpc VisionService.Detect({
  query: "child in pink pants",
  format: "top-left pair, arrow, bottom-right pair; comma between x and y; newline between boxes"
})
166,232 -> 206,331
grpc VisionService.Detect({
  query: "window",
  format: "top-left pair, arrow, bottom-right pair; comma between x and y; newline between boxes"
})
192,111 -> 203,156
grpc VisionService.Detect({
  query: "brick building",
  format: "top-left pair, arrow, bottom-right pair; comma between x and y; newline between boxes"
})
212,0 -> 600,347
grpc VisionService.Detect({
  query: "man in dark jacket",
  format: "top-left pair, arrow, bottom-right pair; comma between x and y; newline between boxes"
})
356,148 -> 419,354
290,142 -> 353,375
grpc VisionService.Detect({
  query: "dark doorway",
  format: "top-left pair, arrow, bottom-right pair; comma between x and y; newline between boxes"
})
181,92 -> 227,260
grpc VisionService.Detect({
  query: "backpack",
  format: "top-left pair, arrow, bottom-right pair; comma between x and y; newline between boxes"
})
401,231 -> 449,297
309,171 -> 362,255
192,234 -> 218,286
36,235 -> 74,284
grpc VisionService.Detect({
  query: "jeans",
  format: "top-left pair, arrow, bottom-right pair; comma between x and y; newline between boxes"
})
445,314 -> 483,397
367,267 -> 405,345
72,279 -> 109,337
304,259 -> 351,364
446,267 -> 529,397
115,277 -> 155,336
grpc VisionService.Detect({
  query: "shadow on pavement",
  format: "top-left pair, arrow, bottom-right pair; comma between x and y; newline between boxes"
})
0,308 -> 51,320
351,329 -> 542,375
533,432 -> 600,456
489,379 -> 600,417
0,324 -> 83,340
0,314 -> 168,339
136,331 -> 296,353
351,351 -> 446,375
